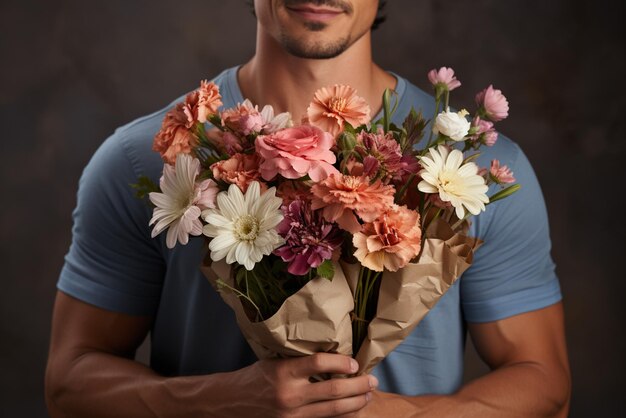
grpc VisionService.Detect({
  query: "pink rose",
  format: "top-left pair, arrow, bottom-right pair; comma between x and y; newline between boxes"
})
255,125 -> 339,182
476,85 -> 509,122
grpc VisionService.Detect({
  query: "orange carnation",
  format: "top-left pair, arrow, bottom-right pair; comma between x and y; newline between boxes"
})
311,174 -> 394,233
152,102 -> 197,165
307,85 -> 371,137
153,81 -> 222,164
353,205 -> 422,272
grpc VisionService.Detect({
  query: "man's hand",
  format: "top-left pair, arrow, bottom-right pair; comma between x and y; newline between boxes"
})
46,291 -> 376,418
338,302 -> 571,418
217,353 -> 378,417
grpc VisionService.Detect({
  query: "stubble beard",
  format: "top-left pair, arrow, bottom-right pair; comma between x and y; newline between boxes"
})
279,22 -> 351,59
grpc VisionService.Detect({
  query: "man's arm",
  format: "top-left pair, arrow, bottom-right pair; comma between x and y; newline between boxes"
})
45,291 -> 378,418
349,302 -> 571,418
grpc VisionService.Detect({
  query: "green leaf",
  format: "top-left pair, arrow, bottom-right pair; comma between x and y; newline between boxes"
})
315,260 -> 335,281
382,89 -> 391,131
130,176 -> 160,200
463,152 -> 481,164
488,184 -> 521,204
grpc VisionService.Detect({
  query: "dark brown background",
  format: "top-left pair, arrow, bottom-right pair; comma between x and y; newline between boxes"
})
1,0 -> 624,416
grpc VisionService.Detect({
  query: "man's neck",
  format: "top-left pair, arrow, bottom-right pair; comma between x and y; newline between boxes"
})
237,28 -> 396,121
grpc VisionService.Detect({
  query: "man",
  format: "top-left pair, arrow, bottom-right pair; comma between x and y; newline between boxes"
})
45,0 -> 571,416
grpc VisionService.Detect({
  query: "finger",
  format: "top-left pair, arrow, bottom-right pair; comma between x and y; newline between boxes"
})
298,393 -> 371,418
304,374 -> 377,404
288,353 -> 359,378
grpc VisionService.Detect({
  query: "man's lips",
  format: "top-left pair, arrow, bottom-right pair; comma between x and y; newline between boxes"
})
286,5 -> 345,21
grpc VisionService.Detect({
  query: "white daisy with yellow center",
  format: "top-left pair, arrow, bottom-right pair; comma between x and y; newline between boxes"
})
418,145 -> 489,219
202,181 -> 284,270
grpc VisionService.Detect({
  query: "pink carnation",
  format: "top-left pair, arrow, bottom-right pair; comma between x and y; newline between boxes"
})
210,153 -> 264,193
490,160 -> 516,184
255,125 -> 339,182
221,100 -> 265,136
353,205 -> 422,272
476,85 -> 509,122
428,67 -> 461,91
307,85 -> 371,137
311,174 -> 395,233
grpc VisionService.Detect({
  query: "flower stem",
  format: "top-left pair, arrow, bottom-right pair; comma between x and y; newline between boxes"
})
425,97 -> 441,149
451,212 -> 471,231
216,278 -> 263,321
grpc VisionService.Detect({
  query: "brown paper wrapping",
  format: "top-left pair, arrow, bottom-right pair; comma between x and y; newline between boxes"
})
341,218 -> 482,374
201,257 -> 354,359
201,218 -> 480,374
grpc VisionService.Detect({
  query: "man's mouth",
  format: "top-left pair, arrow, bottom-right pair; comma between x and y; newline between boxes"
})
285,1 -> 350,22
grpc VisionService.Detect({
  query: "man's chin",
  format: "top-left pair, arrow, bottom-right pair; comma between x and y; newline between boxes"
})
281,36 -> 350,59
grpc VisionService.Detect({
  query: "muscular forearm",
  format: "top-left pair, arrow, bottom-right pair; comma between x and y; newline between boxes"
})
363,361 -> 570,418
46,350 -> 242,418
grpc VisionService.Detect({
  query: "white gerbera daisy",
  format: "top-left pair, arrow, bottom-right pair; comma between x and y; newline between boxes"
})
202,181 -> 284,270
149,153 -> 218,249
259,103 -> 293,133
418,145 -> 489,219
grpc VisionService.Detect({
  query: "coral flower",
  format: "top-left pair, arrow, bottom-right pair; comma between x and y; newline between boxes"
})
149,154 -> 219,248
307,85 -> 371,137
152,101 -> 197,165
489,160 -> 516,184
210,153 -> 264,193
311,174 -> 395,233
196,80 -> 223,123
418,145 -> 489,219
353,205 -> 422,272
476,85 -> 509,122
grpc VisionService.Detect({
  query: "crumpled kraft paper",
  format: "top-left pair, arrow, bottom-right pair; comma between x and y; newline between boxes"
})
201,218 -> 480,374
341,218 -> 482,374
201,257 -> 353,360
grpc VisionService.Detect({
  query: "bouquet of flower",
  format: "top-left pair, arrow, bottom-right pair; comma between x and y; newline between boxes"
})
134,67 -> 519,374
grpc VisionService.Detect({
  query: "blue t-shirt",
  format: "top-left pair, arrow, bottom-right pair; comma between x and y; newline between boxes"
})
58,67 -> 561,395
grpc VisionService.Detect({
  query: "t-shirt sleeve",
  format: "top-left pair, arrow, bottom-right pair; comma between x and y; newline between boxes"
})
57,130 -> 165,316
460,143 -> 562,323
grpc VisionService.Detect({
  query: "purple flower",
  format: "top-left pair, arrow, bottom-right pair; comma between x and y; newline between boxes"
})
274,199 -> 343,276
